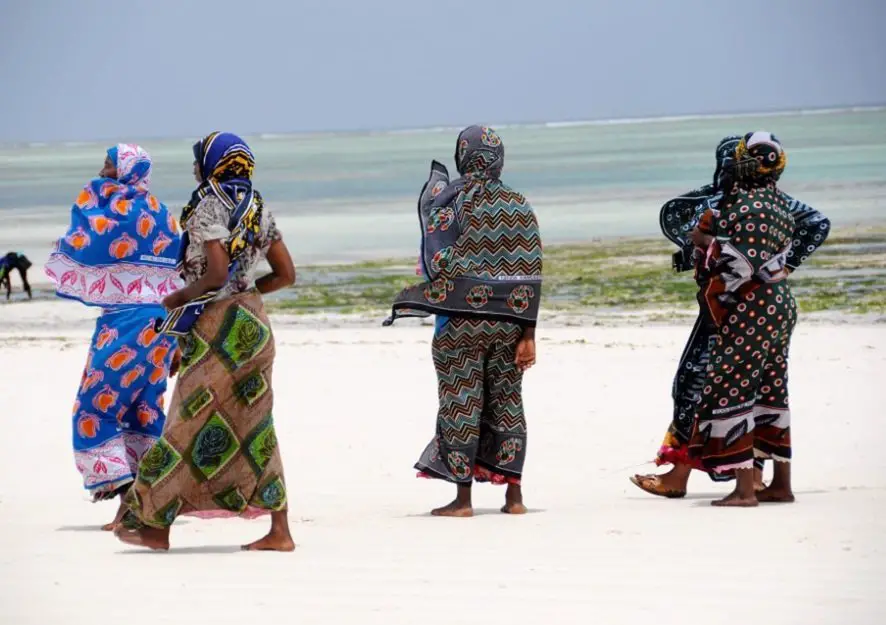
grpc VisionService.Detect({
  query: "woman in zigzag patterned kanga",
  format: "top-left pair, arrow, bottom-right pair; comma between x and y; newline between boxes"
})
385,125 -> 543,517
115,132 -> 297,550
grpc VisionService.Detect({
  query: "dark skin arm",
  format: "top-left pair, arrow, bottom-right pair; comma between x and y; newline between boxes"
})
163,239 -> 295,375
255,239 -> 296,295
515,326 -> 536,372
161,241 -> 228,378
689,227 -> 715,249
162,240 -> 229,311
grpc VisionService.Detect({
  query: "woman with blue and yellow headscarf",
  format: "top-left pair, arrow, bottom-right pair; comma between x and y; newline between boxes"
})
45,144 -> 183,529
116,132 -> 297,552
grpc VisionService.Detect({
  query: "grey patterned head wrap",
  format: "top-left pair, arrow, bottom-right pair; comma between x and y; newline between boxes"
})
454,125 -> 505,179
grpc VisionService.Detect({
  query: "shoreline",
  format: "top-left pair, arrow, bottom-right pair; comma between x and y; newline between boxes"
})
4,224 -> 884,328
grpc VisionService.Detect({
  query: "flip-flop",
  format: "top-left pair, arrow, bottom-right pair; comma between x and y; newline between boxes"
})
629,474 -> 687,499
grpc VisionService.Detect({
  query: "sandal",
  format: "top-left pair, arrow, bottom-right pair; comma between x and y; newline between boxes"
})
629,474 -> 687,499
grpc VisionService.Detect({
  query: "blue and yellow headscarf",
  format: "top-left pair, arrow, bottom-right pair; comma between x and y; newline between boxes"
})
179,132 -> 263,267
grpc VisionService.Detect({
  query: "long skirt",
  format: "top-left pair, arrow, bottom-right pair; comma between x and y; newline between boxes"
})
688,283 -> 797,472
124,291 -> 287,529
72,305 -> 173,496
655,309 -> 765,481
415,318 -> 527,485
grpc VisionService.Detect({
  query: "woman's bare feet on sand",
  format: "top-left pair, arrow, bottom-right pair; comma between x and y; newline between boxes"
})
711,469 -> 758,507
113,525 -> 170,551
756,461 -> 795,502
242,531 -> 296,551
431,499 -> 474,517
501,483 -> 527,514
756,486 -> 795,503
242,511 -> 296,552
431,485 -> 473,517
101,499 -> 128,531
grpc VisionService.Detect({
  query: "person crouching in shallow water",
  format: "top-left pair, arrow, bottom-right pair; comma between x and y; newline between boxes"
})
687,131 -> 798,507
1,252 -> 33,300
45,144 -> 182,530
115,132 -> 296,550
384,125 -> 543,517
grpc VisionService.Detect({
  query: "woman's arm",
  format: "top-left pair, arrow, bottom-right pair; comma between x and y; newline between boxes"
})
782,194 -> 831,271
162,240 -> 228,310
255,239 -> 296,295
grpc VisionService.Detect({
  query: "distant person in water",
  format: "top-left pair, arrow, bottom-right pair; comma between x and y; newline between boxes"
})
1,252 -> 33,300
630,134 -> 829,500
44,144 -> 183,530
384,126 -> 543,517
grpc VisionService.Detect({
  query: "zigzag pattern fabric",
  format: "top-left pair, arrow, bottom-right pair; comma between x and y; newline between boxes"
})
386,127 -> 542,327
449,181 -> 542,281
414,318 -> 527,485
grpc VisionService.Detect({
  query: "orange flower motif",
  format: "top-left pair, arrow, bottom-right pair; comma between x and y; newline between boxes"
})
80,368 -> 104,393
147,341 -> 171,368
100,181 -> 120,198
136,323 -> 158,348
136,402 -> 160,427
92,384 -> 119,413
148,366 -> 167,385
65,228 -> 92,251
95,324 -> 119,350
120,365 -> 146,389
152,232 -> 172,256
77,412 -> 101,438
76,187 -> 98,209
136,211 -> 156,238
88,215 -> 119,235
106,345 -> 137,371
110,196 -> 132,216
109,233 -> 138,259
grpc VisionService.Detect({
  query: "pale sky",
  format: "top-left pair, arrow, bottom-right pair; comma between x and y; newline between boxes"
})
1,0 -> 883,142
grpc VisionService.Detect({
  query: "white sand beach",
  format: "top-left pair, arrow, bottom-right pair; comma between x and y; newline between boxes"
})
0,301 -> 884,625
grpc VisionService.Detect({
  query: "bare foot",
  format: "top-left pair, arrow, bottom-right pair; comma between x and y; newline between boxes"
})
114,525 -> 170,551
102,499 -> 128,531
501,502 -> 528,514
501,483 -> 526,514
630,474 -> 687,499
242,532 -> 296,552
711,490 -> 759,507
753,466 -> 767,492
756,486 -> 796,503
431,499 -> 474,517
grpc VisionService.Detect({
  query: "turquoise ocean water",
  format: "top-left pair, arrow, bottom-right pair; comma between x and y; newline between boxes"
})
0,108 -> 884,274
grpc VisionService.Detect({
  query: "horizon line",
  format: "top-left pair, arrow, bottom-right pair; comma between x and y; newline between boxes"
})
3,103 -> 884,149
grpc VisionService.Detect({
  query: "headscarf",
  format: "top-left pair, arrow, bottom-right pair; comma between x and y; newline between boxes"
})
712,135 -> 741,190
728,131 -> 787,186
45,144 -> 182,308
178,131 -> 263,271
385,124 -> 542,327
107,144 -> 152,187
455,125 -> 504,179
